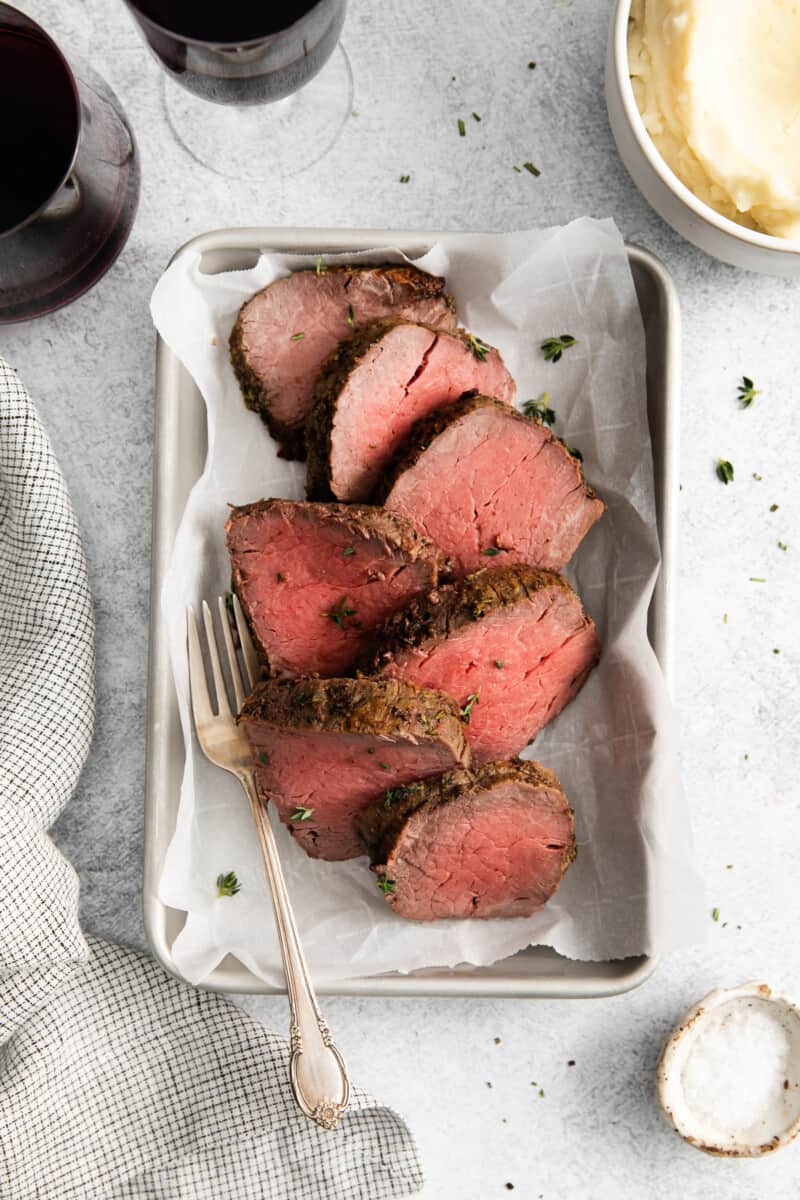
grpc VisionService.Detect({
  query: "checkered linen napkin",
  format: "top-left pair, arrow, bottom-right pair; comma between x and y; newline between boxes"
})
0,358 -> 422,1199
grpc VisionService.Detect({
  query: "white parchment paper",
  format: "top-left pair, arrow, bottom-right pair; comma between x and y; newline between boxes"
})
151,219 -> 704,987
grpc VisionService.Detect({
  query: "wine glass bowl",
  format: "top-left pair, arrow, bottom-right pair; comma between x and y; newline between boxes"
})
0,4 -> 140,323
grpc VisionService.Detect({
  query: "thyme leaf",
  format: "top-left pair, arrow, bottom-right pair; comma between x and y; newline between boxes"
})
541,334 -> 577,363
216,871 -> 240,898
716,459 -> 734,484
290,331 -> 305,341
290,806 -> 314,822
461,691 -> 480,724
325,595 -> 358,628
737,376 -> 759,408
523,161 -> 541,177
458,117 -> 466,137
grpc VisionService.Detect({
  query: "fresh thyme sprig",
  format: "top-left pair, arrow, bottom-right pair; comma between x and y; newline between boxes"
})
377,876 -> 396,894
522,393 -> 556,425
466,332 -> 491,362
216,871 -> 240,898
541,334 -> 577,363
290,807 -> 314,822
737,376 -> 759,408
325,595 -> 358,628
461,691 -> 480,724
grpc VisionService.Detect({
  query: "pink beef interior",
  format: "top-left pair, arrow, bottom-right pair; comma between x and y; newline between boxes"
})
244,725 -> 465,861
380,591 -> 599,762
385,402 -> 604,575
330,326 -> 516,501
386,781 -> 574,920
228,504 -> 438,677
237,270 -> 456,429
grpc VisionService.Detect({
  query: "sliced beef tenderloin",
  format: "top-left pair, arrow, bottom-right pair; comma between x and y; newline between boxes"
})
230,265 -> 457,458
356,759 -> 576,920
364,565 -> 600,763
226,498 -> 445,679
240,676 -> 470,861
376,394 -> 605,577
305,320 -> 516,502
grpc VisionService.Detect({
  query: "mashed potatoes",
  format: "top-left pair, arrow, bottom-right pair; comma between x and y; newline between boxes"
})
629,0 -> 800,239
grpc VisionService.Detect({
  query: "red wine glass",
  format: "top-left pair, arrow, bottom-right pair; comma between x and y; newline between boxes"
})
0,4 -> 140,324
122,0 -> 352,180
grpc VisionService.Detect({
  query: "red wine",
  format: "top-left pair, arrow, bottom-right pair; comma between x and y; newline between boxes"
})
0,22 -> 79,233
124,0 -> 346,106
128,0 -> 320,43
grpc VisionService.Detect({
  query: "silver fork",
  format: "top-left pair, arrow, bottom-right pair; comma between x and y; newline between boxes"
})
186,595 -> 350,1131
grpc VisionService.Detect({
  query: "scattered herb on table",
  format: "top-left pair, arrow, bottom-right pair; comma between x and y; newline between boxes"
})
325,595 -> 358,628
528,60 -> 536,69
541,334 -> 577,363
377,876 -> 396,894
773,648 -> 781,655
495,660 -> 504,669
727,864 -> 734,869
567,446 -> 584,462
494,1036 -> 502,1044
712,906 -> 720,922
343,545 -> 355,556
753,472 -> 763,480
290,331 -> 305,341
257,751 -> 269,765
770,503 -> 779,512
716,459 -> 734,484
347,303 -> 355,326
457,117 -> 466,137
749,576 -> 767,583
779,541 -> 788,551
216,871 -> 240,898
472,111 -> 481,122
291,806 -> 314,822
523,161 -> 541,177
351,108 -> 360,117
461,691 -> 480,723
737,376 -> 759,408
723,613 -> 729,624
399,174 -> 410,183
466,332 -> 491,361
513,165 -> 522,173
523,393 -> 556,424
538,1088 -> 545,1098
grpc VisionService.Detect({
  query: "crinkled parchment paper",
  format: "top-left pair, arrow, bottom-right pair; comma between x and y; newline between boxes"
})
151,219 -> 703,986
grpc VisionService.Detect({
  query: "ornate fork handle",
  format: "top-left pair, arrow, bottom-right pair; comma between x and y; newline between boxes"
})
240,770 -> 350,1130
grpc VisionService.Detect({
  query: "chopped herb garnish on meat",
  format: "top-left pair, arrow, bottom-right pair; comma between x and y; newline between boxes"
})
377,875 -> 396,893
495,660 -> 504,669
458,117 -> 466,137
461,691 -> 480,723
737,376 -> 759,408
257,751 -> 269,765
216,871 -> 240,898
482,546 -> 503,556
779,541 -> 788,551
223,591 -> 235,621
290,331 -> 305,341
541,334 -> 577,363
343,545 -> 355,556
716,459 -> 734,484
399,174 -> 410,183
384,789 -> 398,808
466,332 -> 491,361
472,111 -> 482,122
433,710 -> 447,722
567,446 -> 584,462
522,393 -> 556,425
315,256 -> 325,274
770,503 -> 779,512
276,572 -> 286,582
379,761 -> 391,770
523,161 -> 541,177
712,906 -> 720,922
291,806 -> 314,821
325,595 -> 358,627
347,303 -> 355,326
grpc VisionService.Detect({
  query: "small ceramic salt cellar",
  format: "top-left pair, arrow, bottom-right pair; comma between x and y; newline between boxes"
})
656,982 -> 800,1157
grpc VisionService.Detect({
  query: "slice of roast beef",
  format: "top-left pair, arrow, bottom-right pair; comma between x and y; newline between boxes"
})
226,498 -> 445,679
230,265 -> 457,458
240,676 -> 470,860
364,565 -> 600,763
376,394 -> 605,577
356,759 -> 576,920
305,320 -> 516,502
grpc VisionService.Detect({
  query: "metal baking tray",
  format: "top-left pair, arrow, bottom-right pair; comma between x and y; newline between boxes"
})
144,228 -> 680,998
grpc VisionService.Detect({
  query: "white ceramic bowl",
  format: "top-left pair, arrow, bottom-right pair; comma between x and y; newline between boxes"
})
656,982 -> 800,1157
606,0 -> 800,276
